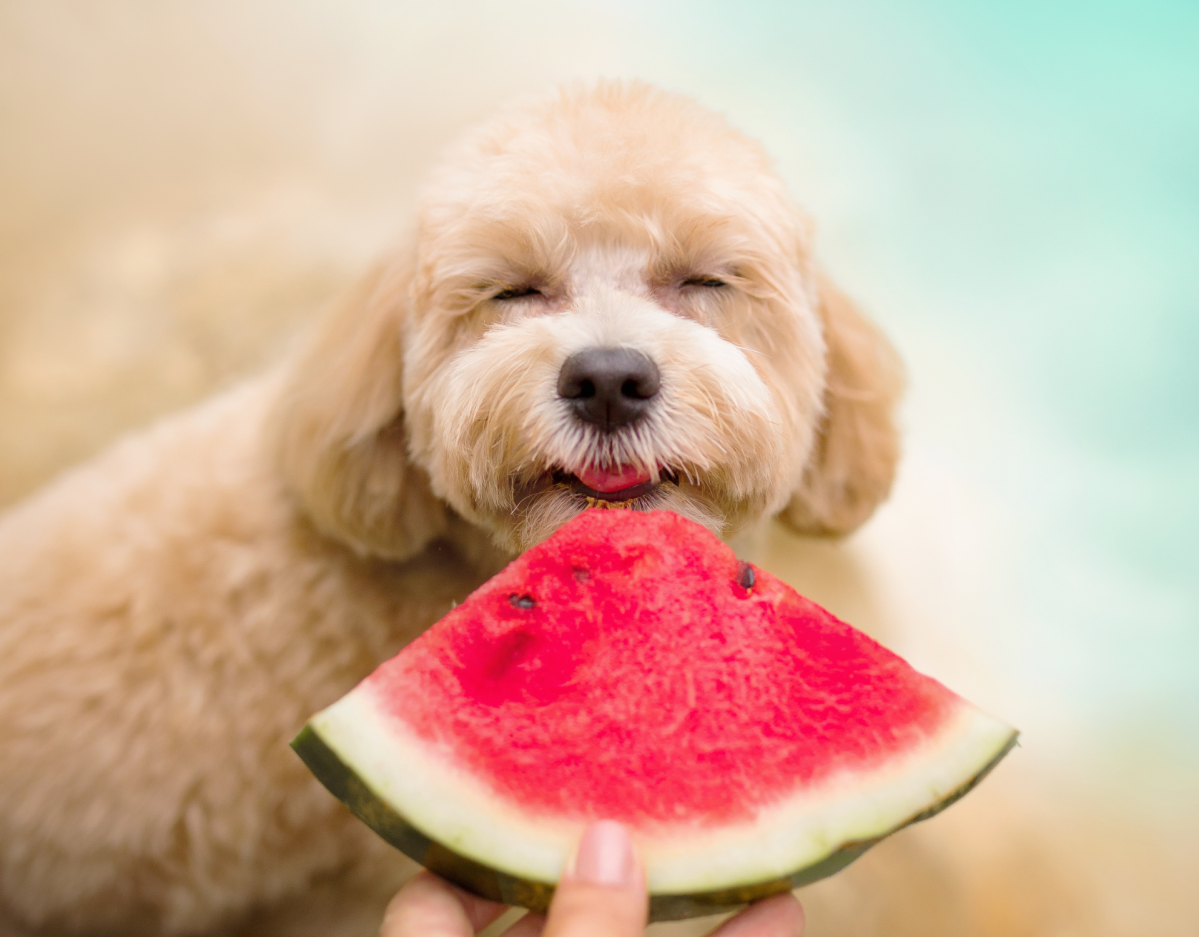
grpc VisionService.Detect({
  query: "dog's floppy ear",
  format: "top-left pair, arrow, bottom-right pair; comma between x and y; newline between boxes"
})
269,256 -> 446,560
781,273 -> 904,537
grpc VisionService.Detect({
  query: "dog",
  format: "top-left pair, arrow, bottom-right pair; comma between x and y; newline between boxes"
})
0,81 -> 902,936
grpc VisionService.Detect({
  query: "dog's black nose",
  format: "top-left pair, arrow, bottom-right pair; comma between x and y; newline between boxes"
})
557,347 -> 660,431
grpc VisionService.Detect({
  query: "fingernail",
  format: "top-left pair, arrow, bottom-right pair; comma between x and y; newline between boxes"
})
572,820 -> 635,887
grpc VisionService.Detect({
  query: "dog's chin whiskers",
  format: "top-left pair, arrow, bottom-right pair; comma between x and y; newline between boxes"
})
517,487 -> 586,547
510,483 -> 549,518
639,485 -> 723,536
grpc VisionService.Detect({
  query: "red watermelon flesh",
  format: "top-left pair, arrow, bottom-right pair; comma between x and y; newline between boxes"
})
294,509 -> 1016,919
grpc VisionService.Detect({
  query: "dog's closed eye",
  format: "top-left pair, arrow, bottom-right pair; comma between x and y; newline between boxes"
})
680,276 -> 727,289
493,286 -> 543,301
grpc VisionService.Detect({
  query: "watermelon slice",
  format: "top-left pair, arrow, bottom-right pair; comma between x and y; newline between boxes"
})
293,510 -> 1016,920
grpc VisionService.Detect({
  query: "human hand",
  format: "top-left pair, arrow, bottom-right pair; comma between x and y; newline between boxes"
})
380,820 -> 805,937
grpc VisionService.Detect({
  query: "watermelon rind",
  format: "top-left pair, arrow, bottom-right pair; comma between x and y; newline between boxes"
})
293,690 -> 1017,921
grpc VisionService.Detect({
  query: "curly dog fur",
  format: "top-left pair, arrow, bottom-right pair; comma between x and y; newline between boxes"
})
0,82 -> 902,935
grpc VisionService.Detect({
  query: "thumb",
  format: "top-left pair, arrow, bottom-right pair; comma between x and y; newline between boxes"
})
542,821 -> 648,937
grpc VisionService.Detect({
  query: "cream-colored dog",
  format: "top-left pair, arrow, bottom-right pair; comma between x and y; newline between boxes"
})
0,82 -> 901,935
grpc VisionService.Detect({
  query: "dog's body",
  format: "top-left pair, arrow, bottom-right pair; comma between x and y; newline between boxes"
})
0,379 -> 492,934
0,83 -> 901,935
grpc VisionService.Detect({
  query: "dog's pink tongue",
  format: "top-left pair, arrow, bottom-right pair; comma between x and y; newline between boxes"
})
576,464 -> 652,493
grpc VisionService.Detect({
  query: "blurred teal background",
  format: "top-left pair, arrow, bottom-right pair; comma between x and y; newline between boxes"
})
643,0 -> 1199,760
575,0 -> 1199,805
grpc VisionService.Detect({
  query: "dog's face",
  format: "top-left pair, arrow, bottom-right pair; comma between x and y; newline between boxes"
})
273,84 -> 902,560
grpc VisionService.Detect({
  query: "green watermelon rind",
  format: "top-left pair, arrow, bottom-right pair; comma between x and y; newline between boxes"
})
292,696 -> 1018,922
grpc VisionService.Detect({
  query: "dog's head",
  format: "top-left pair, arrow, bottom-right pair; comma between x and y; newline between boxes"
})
272,82 -> 902,558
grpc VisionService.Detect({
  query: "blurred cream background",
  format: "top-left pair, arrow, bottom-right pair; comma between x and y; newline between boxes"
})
1,2 -> 1195,936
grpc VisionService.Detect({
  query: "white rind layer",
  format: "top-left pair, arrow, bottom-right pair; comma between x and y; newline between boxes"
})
310,687 -> 1015,893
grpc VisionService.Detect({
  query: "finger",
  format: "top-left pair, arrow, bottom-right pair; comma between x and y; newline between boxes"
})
707,893 -> 805,937
542,821 -> 648,937
382,870 -> 508,937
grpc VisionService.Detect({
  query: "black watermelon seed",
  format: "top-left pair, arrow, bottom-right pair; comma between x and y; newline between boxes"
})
737,562 -> 755,591
509,594 -> 536,609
